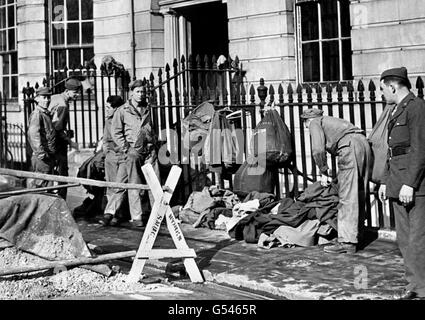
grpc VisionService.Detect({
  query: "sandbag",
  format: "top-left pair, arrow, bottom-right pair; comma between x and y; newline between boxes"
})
367,104 -> 394,184
233,160 -> 276,198
251,109 -> 292,168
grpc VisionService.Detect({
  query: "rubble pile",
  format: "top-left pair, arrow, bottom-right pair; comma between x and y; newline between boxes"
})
28,234 -> 78,260
0,247 -> 147,300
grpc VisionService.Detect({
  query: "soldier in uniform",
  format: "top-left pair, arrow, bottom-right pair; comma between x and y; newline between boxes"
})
378,67 -> 425,300
301,109 -> 371,254
27,87 -> 56,188
48,78 -> 81,199
100,80 -> 158,227
99,95 -> 125,226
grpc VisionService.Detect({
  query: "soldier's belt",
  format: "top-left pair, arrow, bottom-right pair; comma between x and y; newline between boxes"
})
388,146 -> 411,157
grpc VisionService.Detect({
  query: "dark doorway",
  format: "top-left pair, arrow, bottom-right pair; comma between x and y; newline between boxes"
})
177,2 -> 229,59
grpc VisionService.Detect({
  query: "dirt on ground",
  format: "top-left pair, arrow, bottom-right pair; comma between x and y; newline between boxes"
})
28,234 -> 78,260
0,247 -> 151,300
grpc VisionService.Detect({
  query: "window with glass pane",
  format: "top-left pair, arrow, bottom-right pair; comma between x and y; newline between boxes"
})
50,0 -> 94,73
0,0 -> 18,99
297,0 -> 353,82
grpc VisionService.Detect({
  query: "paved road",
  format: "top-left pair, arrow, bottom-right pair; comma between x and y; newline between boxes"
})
56,264 -> 277,300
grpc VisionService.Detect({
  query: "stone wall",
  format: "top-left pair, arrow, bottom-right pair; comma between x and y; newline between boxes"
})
227,0 -> 296,86
351,0 -> 425,80
93,0 -> 132,73
93,0 -> 164,80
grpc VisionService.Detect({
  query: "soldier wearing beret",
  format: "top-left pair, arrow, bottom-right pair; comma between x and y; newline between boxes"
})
100,80 -> 158,227
378,67 -> 425,300
301,108 -> 371,254
27,87 -> 56,188
48,77 -> 81,199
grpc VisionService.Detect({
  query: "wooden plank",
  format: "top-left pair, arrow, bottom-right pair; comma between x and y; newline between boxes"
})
127,164 -> 182,283
0,168 -> 149,190
165,206 -> 204,283
127,164 -> 203,283
142,163 -> 165,201
0,251 -> 136,277
137,249 -> 196,259
127,198 -> 164,283
0,183 -> 80,197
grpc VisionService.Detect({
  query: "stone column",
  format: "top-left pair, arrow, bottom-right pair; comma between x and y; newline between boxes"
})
162,9 -> 179,68
178,15 -> 189,62
16,0 -> 49,118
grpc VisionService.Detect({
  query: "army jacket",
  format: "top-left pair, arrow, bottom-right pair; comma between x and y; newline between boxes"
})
28,105 -> 57,159
309,116 -> 364,174
111,100 -> 157,156
49,92 -> 71,151
383,92 -> 425,198
102,108 -> 120,154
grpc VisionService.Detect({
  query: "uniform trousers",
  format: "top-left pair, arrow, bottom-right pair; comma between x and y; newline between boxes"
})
54,150 -> 69,200
391,197 -> 425,297
336,134 -> 371,244
104,152 -> 156,221
28,154 -> 54,188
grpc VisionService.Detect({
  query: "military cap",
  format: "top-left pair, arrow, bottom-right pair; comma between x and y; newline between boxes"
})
65,78 -> 82,91
380,67 -> 411,89
129,79 -> 145,91
35,87 -> 52,96
107,95 -> 124,108
300,108 -> 324,119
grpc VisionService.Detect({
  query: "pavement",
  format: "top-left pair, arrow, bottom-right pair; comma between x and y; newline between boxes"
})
65,152 -> 407,301
67,187 -> 406,301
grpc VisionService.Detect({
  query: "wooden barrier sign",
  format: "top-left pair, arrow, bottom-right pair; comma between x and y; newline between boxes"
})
127,164 -> 204,283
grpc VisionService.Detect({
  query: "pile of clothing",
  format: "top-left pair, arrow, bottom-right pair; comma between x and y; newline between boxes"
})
177,181 -> 340,249
177,186 -> 240,230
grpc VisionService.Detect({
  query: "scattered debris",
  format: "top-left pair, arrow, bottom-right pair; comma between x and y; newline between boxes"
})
0,247 -> 150,300
29,234 -> 77,260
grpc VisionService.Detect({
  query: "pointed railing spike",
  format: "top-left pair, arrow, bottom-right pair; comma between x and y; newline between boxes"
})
347,81 -> 354,92
287,83 -> 294,95
368,79 -> 376,91
315,83 -> 322,93
416,76 -> 424,89
357,79 -> 365,91
296,83 -> 303,94
188,54 -> 194,68
204,54 -> 209,69
278,83 -> 284,95
195,54 -> 201,69
241,83 -> 246,95
305,84 -> 312,94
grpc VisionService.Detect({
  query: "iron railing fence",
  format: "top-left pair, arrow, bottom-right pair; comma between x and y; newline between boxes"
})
15,54 -> 425,230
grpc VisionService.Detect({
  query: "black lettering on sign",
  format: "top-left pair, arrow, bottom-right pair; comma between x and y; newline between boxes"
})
150,214 -> 163,238
169,213 -> 183,241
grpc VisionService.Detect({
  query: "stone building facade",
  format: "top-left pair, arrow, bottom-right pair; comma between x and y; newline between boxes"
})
1,0 -> 425,120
